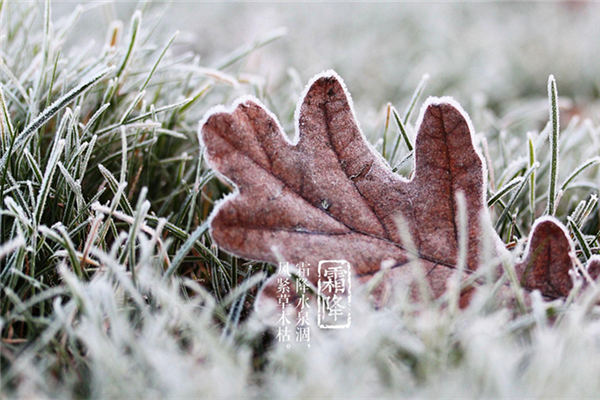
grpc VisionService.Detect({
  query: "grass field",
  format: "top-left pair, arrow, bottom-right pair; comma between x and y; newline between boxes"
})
3,1 -> 600,398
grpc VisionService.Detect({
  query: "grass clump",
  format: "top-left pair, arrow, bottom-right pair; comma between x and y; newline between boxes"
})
0,3 -> 269,394
2,2 -> 600,399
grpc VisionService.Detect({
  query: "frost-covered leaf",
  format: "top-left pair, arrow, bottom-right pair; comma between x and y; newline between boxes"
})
515,217 -> 600,298
200,71 -> 505,305
515,218 -> 574,298
586,256 -> 600,282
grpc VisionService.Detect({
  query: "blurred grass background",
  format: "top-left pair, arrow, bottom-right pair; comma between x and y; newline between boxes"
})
55,2 -> 600,115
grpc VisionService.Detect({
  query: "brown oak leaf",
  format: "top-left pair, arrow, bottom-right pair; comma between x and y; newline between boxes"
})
516,218 -> 574,297
587,256 -> 600,282
517,217 -> 600,297
200,71 -> 508,307
200,71 -> 597,313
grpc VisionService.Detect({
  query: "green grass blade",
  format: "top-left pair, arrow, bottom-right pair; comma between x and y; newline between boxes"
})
528,132 -> 536,221
34,139 -> 65,225
403,73 -> 429,124
546,75 -> 560,216
568,216 -> 591,260
116,10 -> 141,79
